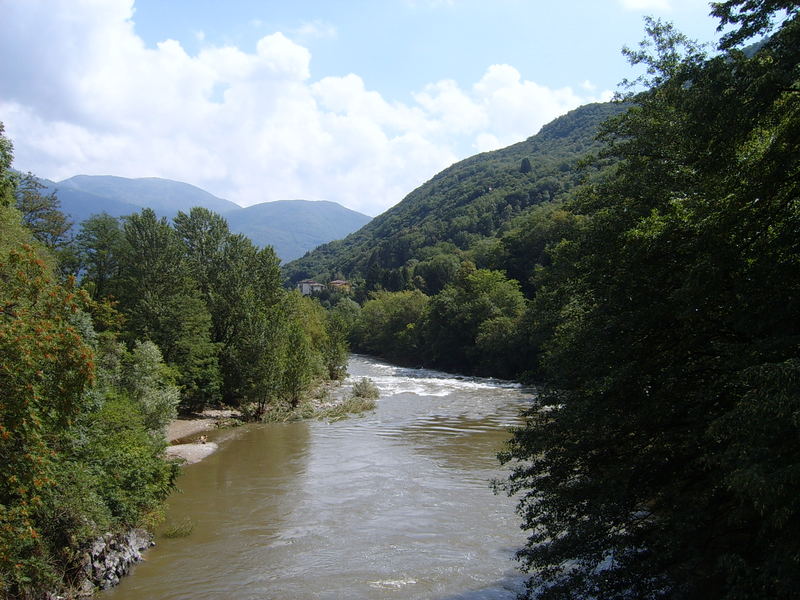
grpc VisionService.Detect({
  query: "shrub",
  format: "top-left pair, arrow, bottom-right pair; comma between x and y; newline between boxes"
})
351,377 -> 380,400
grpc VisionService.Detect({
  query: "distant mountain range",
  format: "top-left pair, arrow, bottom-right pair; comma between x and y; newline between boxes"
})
38,175 -> 371,262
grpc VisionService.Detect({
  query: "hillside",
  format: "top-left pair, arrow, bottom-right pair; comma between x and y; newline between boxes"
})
283,101 -> 624,286
56,175 -> 241,216
40,175 -> 370,262
224,200 -> 372,262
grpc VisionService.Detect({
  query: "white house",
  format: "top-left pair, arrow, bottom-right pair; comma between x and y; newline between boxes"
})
297,279 -> 326,295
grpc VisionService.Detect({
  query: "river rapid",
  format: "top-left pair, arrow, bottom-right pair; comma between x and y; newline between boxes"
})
104,354 -> 535,600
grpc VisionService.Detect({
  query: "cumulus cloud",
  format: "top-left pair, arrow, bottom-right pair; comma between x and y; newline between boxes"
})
0,0 -> 610,216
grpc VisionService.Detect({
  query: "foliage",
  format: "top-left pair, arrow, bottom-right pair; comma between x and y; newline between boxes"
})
352,290 -> 429,365
0,244 -> 95,596
75,213 -> 125,301
712,0 -> 800,48
351,377 -> 380,400
422,263 -> 526,377
0,241 -> 177,597
14,173 -> 72,250
316,396 -> 377,422
117,208 -> 221,411
0,123 -> 16,208
283,102 -> 625,291
502,10 -> 800,599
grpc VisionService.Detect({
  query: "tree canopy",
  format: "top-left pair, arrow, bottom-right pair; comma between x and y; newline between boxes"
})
501,7 -> 800,599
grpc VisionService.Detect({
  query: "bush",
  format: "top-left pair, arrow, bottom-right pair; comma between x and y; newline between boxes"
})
351,377 -> 380,400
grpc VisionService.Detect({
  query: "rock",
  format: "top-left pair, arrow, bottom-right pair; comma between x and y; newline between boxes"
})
76,528 -> 154,595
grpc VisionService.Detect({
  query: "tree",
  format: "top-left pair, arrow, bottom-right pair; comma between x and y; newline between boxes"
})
117,209 -> 220,411
15,173 -> 72,249
0,244 -> 95,595
423,263 -> 525,376
0,123 -> 16,209
75,213 -> 125,300
502,11 -> 800,599
712,0 -> 800,48
174,209 -> 284,403
353,289 -> 429,365
173,207 -> 230,300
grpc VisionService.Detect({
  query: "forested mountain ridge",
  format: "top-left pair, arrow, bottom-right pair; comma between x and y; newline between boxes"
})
223,200 -> 371,262
284,101 -> 625,287
31,174 -> 371,262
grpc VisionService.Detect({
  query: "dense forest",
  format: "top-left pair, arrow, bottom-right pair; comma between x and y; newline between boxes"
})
501,2 -> 799,598
0,128 -> 347,598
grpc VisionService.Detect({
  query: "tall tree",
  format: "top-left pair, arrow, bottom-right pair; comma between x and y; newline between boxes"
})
118,209 -> 220,410
174,207 -> 284,402
75,212 -> 126,300
0,123 -> 16,209
502,10 -> 800,599
0,244 -> 95,595
15,173 -> 72,249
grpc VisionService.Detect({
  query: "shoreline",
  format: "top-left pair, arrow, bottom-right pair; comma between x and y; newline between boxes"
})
163,408 -> 241,464
162,378 -> 358,465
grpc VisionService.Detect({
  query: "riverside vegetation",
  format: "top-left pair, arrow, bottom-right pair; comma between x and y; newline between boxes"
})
289,2 -> 800,598
2,0 -> 799,598
0,129 -> 349,597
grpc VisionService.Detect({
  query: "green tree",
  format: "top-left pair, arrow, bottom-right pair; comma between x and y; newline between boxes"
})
0,123 -> 17,209
75,213 -> 126,300
118,209 -> 220,411
423,263 -> 525,376
0,244 -> 95,595
280,293 -> 326,406
353,289 -> 429,364
502,11 -> 800,599
413,253 -> 460,294
15,173 -> 72,250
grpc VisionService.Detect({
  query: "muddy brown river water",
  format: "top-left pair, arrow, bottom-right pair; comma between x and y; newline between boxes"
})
104,354 -> 535,599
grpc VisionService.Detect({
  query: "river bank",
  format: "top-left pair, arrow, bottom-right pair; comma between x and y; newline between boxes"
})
164,408 -> 240,464
162,377 -> 371,464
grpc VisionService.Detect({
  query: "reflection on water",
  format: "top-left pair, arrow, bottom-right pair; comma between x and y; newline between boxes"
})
105,354 -> 535,600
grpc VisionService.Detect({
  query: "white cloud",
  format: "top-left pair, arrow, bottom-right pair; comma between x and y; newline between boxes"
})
0,0 -> 609,216
292,20 -> 338,40
618,0 -> 672,11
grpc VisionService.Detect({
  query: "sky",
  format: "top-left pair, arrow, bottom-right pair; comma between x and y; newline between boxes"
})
0,0 -> 725,216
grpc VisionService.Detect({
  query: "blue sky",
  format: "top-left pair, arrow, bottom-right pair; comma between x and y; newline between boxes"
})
1,1 -> 724,216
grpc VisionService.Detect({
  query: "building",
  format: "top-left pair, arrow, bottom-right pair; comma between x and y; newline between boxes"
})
297,279 -> 326,295
328,280 -> 351,293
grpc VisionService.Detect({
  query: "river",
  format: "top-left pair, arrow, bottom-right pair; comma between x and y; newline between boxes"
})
104,354 -> 535,600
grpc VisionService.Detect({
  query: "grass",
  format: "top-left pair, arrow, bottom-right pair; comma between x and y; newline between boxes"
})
316,396 -> 377,422
242,377 -> 380,424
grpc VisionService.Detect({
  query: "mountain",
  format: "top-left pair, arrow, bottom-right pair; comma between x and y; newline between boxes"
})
40,175 -> 371,262
55,175 -> 240,217
39,177 -> 142,224
283,101 -> 625,286
224,200 -> 372,263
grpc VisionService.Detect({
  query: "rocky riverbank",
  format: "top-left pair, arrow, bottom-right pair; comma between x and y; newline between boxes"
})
46,530 -> 154,599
